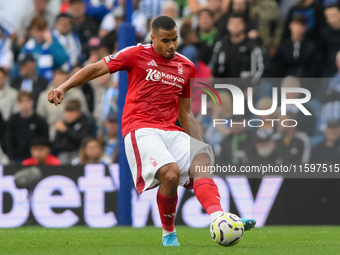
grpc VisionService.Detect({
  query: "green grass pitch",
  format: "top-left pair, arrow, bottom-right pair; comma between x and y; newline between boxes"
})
1,226 -> 340,255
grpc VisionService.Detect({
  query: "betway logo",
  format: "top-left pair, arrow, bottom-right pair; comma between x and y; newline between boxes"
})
146,69 -> 185,84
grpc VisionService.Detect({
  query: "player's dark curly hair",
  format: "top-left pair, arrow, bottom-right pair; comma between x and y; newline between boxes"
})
152,16 -> 177,34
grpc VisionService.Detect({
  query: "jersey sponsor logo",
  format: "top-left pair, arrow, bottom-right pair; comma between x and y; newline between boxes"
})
147,60 -> 157,67
146,69 -> 161,81
178,63 -> 183,75
146,69 -> 185,84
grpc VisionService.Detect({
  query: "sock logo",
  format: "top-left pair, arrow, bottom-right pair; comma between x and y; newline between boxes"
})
163,213 -> 176,218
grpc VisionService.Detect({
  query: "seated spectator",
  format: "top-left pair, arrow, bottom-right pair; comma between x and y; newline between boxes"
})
280,76 -> 316,136
311,119 -> 340,164
11,54 -> 48,109
71,136 -> 112,165
0,67 -> 18,121
68,0 -> 100,58
52,13 -> 82,73
5,91 -> 49,164
197,9 -> 219,65
272,112 -> 311,164
177,22 -> 199,53
248,133 -> 277,165
54,100 -> 92,164
277,14 -> 319,78
210,13 -> 265,79
318,52 -> 340,131
203,91 -> 232,153
0,112 -> 5,145
254,97 -> 277,139
248,0 -> 283,56
22,136 -> 61,166
283,0 -> 325,44
320,4 -> 340,77
217,115 -> 256,165
16,16 -> 68,82
36,69 -> 89,141
101,111 -> 118,162
0,111 -> 8,165
0,30 -> 14,71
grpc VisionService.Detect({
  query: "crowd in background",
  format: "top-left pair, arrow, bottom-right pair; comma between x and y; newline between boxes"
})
0,0 -> 340,166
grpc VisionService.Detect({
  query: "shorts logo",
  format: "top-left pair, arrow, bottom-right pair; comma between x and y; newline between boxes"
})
149,156 -> 158,167
178,63 -> 183,75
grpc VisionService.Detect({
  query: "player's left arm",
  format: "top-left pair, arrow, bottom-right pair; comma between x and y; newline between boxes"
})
178,96 -> 203,142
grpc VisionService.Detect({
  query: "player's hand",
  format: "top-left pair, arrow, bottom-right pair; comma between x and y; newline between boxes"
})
48,88 -> 65,106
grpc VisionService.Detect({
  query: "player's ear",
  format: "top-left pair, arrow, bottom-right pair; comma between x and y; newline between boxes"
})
150,32 -> 155,43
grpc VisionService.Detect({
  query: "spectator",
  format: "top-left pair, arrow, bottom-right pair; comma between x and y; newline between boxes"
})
320,4 -> 340,77
0,67 -> 18,121
272,112 -> 311,164
17,16 -> 68,82
249,0 -> 283,56
203,91 -> 232,153
68,0 -> 100,58
139,0 -> 166,19
178,22 -> 199,53
210,13 -> 265,79
254,97 -> 277,139
0,112 -> 5,145
100,1 -> 147,42
280,76 -> 316,136
11,53 -> 48,109
216,0 -> 258,42
217,115 -> 256,165
248,133 -> 277,165
277,14 -> 319,78
71,136 -> 112,165
5,91 -> 49,164
0,30 -> 14,71
36,70 -> 89,141
54,100 -> 92,164
83,0 -> 114,22
283,0 -> 326,44
21,0 -> 57,31
52,13 -> 82,73
188,0 -> 229,14
318,51 -> 340,131
197,9 -> 218,65
311,119 -> 340,164
22,136 -> 61,166
101,111 -> 118,162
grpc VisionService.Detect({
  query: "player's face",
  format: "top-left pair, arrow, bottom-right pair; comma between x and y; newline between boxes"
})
151,28 -> 178,59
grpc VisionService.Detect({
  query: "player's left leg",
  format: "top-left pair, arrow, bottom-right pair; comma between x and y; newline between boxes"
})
190,152 -> 256,230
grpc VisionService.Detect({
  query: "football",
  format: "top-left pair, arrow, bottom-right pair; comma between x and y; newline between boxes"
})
210,212 -> 244,246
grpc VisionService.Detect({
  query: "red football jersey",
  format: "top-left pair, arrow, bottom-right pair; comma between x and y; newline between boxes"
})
103,44 -> 195,138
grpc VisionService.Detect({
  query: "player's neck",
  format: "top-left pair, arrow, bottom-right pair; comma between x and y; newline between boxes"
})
152,44 -> 171,60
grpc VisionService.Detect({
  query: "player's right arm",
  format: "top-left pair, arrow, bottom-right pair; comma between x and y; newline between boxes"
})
48,59 -> 109,106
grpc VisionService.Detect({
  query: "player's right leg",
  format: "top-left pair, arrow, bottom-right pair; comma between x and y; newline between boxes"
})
124,128 -> 181,246
155,163 -> 181,246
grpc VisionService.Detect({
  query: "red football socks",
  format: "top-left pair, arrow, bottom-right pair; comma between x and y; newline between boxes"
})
193,178 -> 223,214
157,190 -> 178,232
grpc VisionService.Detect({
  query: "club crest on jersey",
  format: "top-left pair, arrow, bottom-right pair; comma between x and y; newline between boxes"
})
178,63 -> 183,75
